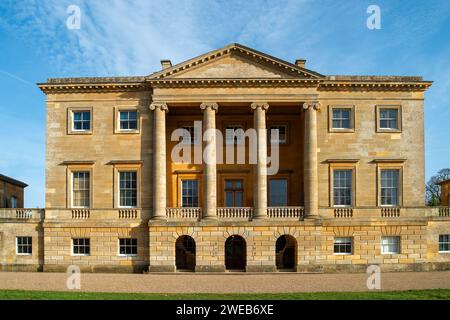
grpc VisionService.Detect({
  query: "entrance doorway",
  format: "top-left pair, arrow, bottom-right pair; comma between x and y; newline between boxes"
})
225,235 -> 246,271
275,235 -> 297,270
175,235 -> 196,271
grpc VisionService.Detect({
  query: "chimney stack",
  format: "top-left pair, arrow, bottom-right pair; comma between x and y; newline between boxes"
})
161,60 -> 172,70
295,59 -> 306,68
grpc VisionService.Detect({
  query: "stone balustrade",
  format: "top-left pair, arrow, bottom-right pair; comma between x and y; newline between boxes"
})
166,207 -> 201,220
217,207 -> 253,220
267,207 -> 304,219
0,209 -> 44,220
334,207 -> 353,218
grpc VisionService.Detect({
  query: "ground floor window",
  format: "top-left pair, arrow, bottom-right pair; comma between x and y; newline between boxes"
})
119,238 -> 137,256
72,238 -> 90,255
381,236 -> 400,254
333,237 -> 352,254
439,235 -> 450,253
16,236 -> 32,255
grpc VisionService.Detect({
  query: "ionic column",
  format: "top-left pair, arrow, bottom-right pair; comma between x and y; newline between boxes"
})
251,102 -> 269,219
200,102 -> 219,219
303,101 -> 320,217
149,102 -> 168,219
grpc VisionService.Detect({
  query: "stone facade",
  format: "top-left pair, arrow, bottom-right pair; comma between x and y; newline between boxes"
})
0,43 -> 449,273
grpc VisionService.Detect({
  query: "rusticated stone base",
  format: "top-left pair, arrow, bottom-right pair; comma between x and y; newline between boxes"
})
195,265 -> 226,273
0,264 -> 43,272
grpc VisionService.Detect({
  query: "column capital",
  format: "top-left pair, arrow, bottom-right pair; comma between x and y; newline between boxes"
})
200,102 -> 219,112
149,102 -> 169,112
302,101 -> 321,111
251,102 -> 269,111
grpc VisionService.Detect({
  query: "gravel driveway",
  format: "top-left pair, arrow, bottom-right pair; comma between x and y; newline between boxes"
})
0,271 -> 449,293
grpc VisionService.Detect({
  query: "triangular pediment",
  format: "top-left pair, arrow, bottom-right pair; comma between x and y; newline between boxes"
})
148,43 -> 324,80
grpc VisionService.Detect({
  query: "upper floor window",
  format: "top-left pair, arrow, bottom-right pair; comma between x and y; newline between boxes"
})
269,125 -> 288,144
329,106 -> 354,132
269,178 -> 287,206
377,106 -> 401,132
439,235 -> 450,253
119,110 -> 138,131
119,171 -> 137,207
72,171 -> 90,208
16,236 -> 32,255
381,236 -> 400,254
332,109 -> 352,129
380,169 -> 399,206
225,179 -> 244,207
181,179 -> 199,207
379,109 -> 398,129
73,111 -> 91,131
225,125 -> 244,145
333,169 -> 352,206
10,196 -> 17,208
181,126 -> 200,145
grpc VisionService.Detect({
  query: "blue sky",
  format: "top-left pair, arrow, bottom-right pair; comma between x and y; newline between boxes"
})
0,0 -> 449,207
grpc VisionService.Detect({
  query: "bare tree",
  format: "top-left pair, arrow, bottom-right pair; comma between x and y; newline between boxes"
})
426,168 -> 450,206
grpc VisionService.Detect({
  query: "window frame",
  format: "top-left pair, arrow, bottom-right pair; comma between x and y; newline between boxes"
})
378,167 -> 402,207
71,170 -> 91,209
181,179 -> 200,208
438,234 -> 450,253
114,106 -> 140,134
118,238 -> 138,257
376,105 -> 402,133
329,163 -> 357,208
72,238 -> 91,256
381,236 -> 401,254
333,237 -> 353,255
16,236 -> 32,256
118,170 -> 138,208
328,106 -> 355,133
224,179 -> 245,207
67,107 -> 93,135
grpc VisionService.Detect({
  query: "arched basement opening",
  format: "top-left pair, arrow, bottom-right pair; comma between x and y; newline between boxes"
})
175,235 -> 196,271
225,235 -> 246,271
275,235 -> 297,271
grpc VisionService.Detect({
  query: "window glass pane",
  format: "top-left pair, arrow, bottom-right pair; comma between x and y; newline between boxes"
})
381,169 -> 399,206
379,109 -> 398,129
73,111 -> 91,131
224,179 -> 244,207
73,172 -> 90,207
381,236 -> 400,254
332,109 -> 352,129
182,180 -> 199,207
17,237 -> 32,254
439,234 -> 450,252
333,170 -> 352,206
333,237 -> 352,254
119,111 -> 138,130
119,171 -> 137,207
269,179 -> 287,206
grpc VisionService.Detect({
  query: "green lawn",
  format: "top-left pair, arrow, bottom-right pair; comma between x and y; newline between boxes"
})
0,289 -> 449,300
